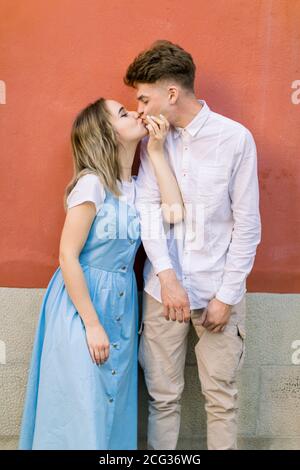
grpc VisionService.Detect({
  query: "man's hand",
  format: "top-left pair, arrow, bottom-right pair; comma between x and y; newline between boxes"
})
158,269 -> 190,323
202,298 -> 232,333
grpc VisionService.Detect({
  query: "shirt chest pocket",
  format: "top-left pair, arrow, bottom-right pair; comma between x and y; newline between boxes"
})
196,165 -> 229,202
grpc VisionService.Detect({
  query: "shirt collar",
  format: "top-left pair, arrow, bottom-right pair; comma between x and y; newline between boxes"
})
171,100 -> 210,140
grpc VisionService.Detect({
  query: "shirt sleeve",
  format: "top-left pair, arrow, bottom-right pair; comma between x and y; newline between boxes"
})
67,174 -> 105,213
215,128 -> 261,305
135,139 -> 173,275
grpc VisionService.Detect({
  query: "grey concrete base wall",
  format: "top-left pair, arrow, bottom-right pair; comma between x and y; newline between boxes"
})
1,288 -> 300,450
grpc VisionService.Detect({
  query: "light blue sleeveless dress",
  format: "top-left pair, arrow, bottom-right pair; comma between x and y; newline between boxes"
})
18,175 -> 141,450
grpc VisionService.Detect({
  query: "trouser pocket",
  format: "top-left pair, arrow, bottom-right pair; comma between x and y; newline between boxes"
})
237,324 -> 246,370
138,320 -> 144,335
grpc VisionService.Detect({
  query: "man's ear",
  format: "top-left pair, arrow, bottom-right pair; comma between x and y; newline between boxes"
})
168,86 -> 179,104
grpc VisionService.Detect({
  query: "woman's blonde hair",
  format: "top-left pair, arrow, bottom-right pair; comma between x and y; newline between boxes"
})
64,98 -> 121,210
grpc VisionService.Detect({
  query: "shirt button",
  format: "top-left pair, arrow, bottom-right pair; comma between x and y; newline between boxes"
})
111,369 -> 117,375
129,239 -> 135,244
108,397 -> 114,403
116,316 -> 121,322
112,343 -> 118,349
121,266 -> 126,271
119,291 -> 124,297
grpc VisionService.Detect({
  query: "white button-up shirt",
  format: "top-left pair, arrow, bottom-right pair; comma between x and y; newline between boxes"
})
135,100 -> 261,309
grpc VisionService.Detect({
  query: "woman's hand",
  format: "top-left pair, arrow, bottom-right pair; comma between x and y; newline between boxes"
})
85,322 -> 110,365
146,114 -> 170,156
144,114 -> 185,224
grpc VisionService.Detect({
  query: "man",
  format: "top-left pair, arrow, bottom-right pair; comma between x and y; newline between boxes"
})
124,40 -> 261,450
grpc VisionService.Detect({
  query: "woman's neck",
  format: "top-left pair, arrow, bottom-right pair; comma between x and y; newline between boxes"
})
120,167 -> 132,182
118,142 -> 137,182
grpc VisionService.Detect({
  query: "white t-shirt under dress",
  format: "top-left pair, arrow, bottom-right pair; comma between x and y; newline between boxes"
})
66,173 -> 136,212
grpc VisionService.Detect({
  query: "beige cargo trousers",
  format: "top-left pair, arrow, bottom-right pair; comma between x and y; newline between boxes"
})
138,291 -> 246,450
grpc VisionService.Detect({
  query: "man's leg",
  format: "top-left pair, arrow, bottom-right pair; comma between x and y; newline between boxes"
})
139,291 -> 190,450
191,297 -> 246,450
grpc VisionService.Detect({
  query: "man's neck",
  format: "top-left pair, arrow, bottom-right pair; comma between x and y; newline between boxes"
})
172,98 -> 203,129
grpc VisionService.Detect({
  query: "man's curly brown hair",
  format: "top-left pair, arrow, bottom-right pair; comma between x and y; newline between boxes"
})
124,40 -> 196,92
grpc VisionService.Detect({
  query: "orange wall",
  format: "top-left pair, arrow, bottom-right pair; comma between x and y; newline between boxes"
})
0,0 -> 299,292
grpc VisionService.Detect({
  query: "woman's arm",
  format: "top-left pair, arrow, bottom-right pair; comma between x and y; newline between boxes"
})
146,115 -> 184,224
59,202 -> 109,365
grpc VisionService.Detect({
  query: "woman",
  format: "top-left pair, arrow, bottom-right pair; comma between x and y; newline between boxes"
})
18,98 -> 184,450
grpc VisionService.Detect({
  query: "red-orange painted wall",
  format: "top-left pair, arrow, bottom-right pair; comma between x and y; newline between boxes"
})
1,0 -> 299,292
